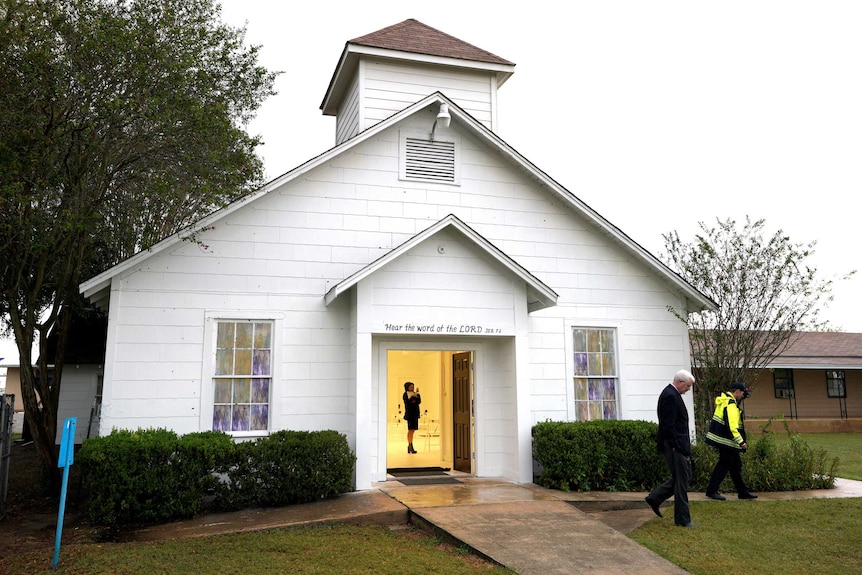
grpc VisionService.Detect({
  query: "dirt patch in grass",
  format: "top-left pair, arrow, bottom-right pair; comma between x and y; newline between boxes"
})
0,441 -> 100,571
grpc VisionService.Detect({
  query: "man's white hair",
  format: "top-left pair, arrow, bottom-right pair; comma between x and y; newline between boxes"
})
673,369 -> 695,384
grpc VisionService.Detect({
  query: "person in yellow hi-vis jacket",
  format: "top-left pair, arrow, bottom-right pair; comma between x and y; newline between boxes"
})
704,382 -> 758,500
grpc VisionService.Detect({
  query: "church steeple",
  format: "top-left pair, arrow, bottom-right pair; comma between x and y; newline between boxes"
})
320,19 -> 515,145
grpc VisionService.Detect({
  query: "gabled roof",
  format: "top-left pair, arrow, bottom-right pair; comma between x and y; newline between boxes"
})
324,214 -> 558,312
81,92 -> 716,316
321,19 -> 514,116
349,19 -> 514,66
769,331 -> 862,369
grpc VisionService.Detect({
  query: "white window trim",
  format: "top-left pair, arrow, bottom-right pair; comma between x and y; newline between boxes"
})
564,320 -> 624,422
201,311 -> 284,438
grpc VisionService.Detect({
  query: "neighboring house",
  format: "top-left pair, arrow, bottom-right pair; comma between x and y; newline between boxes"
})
2,367 -> 28,437
78,19 -> 715,490
0,361 -> 24,437
2,312 -> 106,444
743,331 -> 862,426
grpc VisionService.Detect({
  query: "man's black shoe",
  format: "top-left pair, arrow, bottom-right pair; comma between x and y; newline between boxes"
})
644,496 -> 663,518
738,492 -> 759,499
676,522 -> 697,528
705,492 -> 726,501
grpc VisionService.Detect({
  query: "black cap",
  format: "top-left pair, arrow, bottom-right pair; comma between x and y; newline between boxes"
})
731,382 -> 750,398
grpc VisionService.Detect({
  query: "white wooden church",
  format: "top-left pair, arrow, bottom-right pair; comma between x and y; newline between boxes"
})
79,19 -> 713,489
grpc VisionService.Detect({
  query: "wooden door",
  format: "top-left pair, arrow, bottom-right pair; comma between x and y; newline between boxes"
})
452,352 -> 472,473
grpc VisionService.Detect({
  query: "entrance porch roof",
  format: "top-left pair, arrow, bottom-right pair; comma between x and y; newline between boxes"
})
324,214 -> 558,313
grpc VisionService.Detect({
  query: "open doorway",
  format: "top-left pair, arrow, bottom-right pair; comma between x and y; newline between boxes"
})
386,350 -> 473,472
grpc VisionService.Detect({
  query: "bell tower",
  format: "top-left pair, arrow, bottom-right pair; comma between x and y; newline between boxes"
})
320,19 -> 515,145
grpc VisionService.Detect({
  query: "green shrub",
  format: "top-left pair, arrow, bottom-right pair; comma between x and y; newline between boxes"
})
532,420 -> 666,492
176,430 -> 237,499
78,428 -> 201,526
691,418 -> 838,492
79,428 -> 356,527
218,430 -> 355,509
534,417 -> 837,494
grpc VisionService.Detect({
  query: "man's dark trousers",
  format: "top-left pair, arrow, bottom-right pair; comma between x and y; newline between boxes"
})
649,440 -> 693,525
706,446 -> 748,495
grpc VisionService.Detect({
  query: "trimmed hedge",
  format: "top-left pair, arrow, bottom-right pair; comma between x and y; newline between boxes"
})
78,428 -> 355,527
217,430 -> 356,509
78,428 -> 200,526
532,418 -> 837,494
532,420 -> 666,492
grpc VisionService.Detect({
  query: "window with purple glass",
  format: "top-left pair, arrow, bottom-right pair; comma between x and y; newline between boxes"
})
213,321 -> 272,432
572,327 -> 618,421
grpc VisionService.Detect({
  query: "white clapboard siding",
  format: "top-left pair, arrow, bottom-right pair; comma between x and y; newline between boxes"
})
335,74 -> 361,144
55,365 -> 102,444
94,112 -> 690,479
335,58 -> 496,143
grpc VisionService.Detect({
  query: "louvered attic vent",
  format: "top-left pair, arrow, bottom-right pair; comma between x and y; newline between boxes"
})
403,138 -> 456,183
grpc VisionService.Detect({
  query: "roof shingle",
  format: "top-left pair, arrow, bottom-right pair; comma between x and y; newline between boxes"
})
349,19 -> 514,66
772,331 -> 862,367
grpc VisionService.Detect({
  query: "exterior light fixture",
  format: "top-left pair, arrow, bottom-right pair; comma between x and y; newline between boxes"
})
430,103 -> 451,141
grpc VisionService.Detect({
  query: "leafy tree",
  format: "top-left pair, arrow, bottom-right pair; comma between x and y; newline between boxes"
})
0,0 -> 277,478
661,217 -> 855,428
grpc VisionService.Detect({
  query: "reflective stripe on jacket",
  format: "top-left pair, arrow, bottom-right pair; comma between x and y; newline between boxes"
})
705,391 -> 746,449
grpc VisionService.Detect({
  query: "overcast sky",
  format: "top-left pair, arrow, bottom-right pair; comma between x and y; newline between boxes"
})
3,2 -> 860,369
217,1 -> 861,332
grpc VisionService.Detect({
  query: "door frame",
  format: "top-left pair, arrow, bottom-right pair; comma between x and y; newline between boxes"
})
376,338 -> 484,481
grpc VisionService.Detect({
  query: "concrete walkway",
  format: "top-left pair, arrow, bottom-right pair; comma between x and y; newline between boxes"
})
382,477 -> 688,575
127,476 -> 862,575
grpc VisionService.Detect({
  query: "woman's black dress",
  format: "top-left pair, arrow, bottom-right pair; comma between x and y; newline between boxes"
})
403,391 -> 421,430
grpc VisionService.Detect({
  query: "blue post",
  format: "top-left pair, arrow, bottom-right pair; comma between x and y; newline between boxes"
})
53,417 -> 77,568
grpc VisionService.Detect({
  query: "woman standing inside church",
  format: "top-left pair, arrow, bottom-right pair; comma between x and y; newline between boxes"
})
403,381 -> 421,453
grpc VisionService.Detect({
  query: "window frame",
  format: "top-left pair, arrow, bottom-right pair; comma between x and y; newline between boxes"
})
773,368 -> 795,399
565,323 -> 621,422
826,370 -> 846,399
203,312 -> 281,438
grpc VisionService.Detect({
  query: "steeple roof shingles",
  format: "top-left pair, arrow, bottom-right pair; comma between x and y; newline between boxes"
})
349,19 -> 514,66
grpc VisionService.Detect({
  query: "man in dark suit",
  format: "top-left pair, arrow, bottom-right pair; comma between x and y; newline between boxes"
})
645,369 -> 696,527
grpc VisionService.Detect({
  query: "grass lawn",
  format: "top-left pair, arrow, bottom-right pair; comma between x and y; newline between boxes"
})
633,431 -> 862,574
763,432 -> 862,480
4,524 -> 515,575
630,498 -> 862,575
4,433 -> 858,574
13,499 -> 862,575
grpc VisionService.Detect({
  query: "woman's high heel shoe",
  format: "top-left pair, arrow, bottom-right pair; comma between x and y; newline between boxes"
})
408,443 -> 417,454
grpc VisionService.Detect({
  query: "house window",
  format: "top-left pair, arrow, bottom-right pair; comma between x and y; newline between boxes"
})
213,321 -> 272,432
773,368 -> 795,399
572,328 -> 618,421
826,371 -> 846,399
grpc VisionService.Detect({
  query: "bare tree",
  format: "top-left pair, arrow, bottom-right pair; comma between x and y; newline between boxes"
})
662,217 -> 855,428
